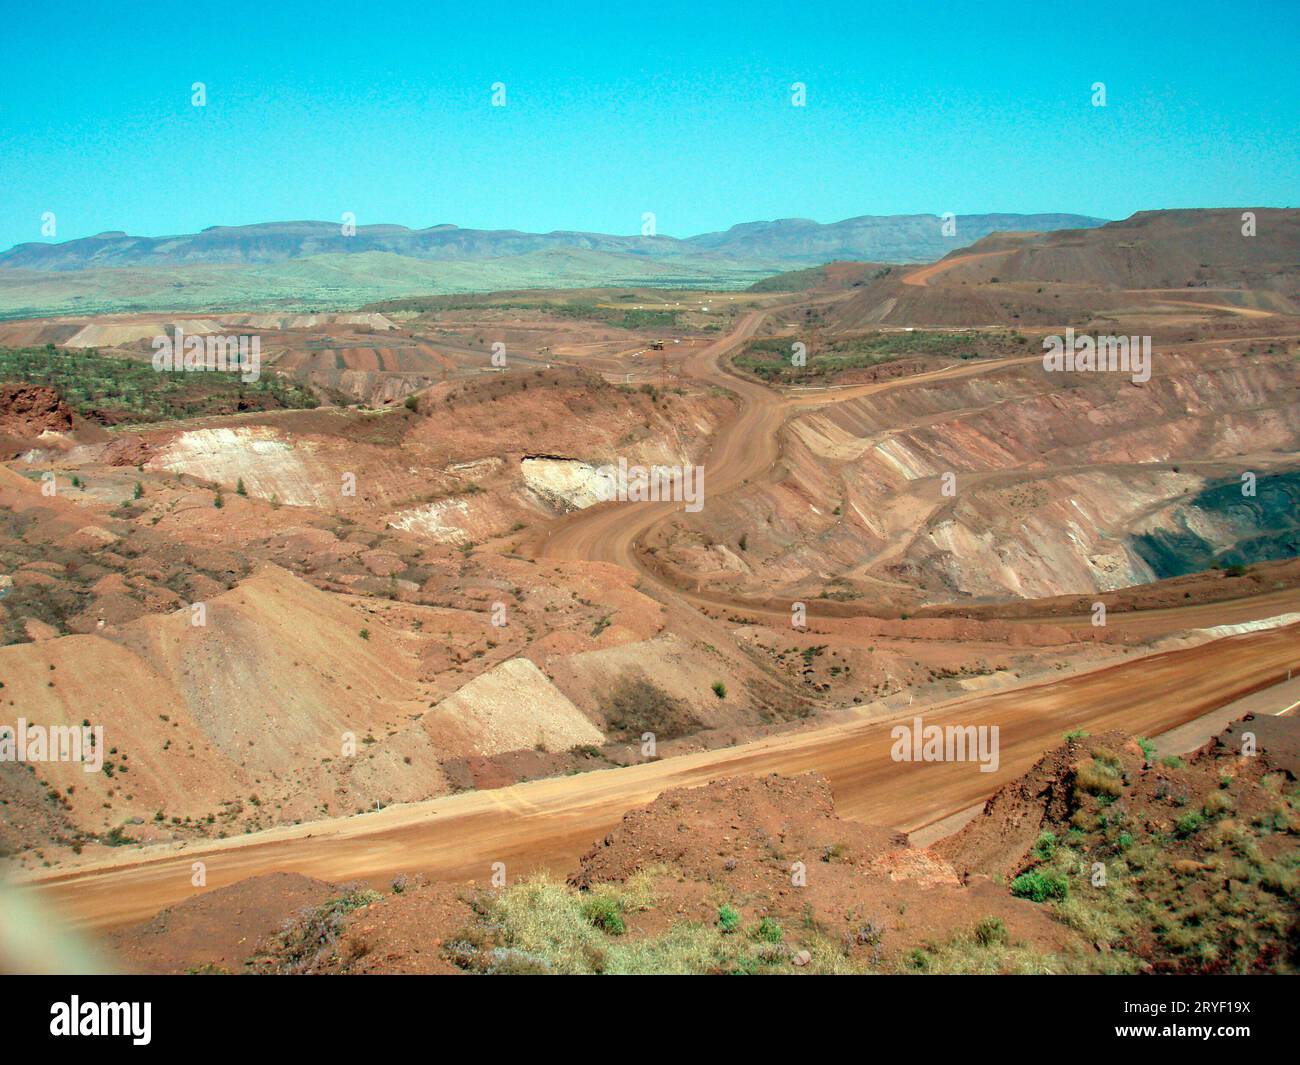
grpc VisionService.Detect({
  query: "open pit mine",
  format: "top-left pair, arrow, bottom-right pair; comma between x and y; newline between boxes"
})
0,207 -> 1296,987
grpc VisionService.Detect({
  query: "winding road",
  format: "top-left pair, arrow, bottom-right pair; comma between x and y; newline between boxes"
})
16,305 -> 1300,935
526,306 -> 1295,632
529,309 -> 779,575
526,305 -> 1050,623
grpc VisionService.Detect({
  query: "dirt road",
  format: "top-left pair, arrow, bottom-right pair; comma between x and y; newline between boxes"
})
21,621 -> 1299,931
529,311 -> 1292,637
22,303 -> 1298,937
528,307 -> 1044,617
901,249 -> 1008,287
529,309 -> 779,575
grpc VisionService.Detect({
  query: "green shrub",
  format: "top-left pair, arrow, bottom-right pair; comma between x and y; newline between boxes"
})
711,681 -> 727,699
1010,870 -> 1069,903
1176,812 -> 1204,836
581,895 -> 626,936
0,345 -> 318,425
1202,791 -> 1233,817
717,904 -> 741,934
600,676 -> 701,741
263,888 -> 382,973
1032,831 -> 1057,861
1091,746 -> 1122,769
1075,758 -> 1123,798
753,917 -> 783,943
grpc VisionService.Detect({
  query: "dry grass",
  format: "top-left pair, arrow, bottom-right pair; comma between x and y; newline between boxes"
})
443,870 -> 859,975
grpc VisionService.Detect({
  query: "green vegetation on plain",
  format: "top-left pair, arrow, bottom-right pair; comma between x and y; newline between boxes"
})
733,329 -> 1029,383
0,251 -> 770,320
367,293 -> 685,329
441,872 -> 856,975
0,345 -> 318,425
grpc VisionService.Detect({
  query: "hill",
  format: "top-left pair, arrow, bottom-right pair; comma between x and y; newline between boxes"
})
0,213 -> 1106,272
913,208 -> 1300,291
0,212 -> 1112,318
829,207 -> 1300,329
688,213 -> 1105,264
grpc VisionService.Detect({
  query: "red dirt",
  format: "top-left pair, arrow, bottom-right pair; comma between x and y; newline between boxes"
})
104,710 -> 1299,975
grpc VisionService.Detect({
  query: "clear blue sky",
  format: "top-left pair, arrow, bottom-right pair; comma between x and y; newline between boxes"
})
1,0 -> 1296,251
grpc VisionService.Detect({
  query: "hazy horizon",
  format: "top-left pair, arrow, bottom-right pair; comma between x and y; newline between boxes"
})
4,209 -> 1123,250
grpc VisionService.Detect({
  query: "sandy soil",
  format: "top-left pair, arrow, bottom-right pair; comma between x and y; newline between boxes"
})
19,620 -> 1297,931
3,219 -> 1298,955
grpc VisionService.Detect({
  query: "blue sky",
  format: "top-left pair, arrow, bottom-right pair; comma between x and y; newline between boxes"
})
1,0 -> 1296,251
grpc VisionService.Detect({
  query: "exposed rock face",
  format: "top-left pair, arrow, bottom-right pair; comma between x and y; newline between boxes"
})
0,383 -> 74,436
149,426 -> 328,507
653,343 -> 1300,604
521,456 -> 610,511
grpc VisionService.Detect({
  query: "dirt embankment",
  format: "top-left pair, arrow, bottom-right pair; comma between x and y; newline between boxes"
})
93,713 -> 1299,975
833,209 -> 1300,329
0,383 -> 83,458
648,339 -> 1300,608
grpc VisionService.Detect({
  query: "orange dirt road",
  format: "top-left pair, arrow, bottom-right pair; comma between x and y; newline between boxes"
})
528,308 -> 778,576
528,306 -> 1042,618
528,307 -> 1289,638
902,249 -> 1008,286
21,621 -> 1299,932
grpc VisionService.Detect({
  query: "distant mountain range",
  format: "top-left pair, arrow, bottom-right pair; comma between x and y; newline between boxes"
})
0,214 -> 1106,272
0,212 -> 1113,319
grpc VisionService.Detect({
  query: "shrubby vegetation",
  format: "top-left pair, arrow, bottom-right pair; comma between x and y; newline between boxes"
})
442,872 -> 854,975
365,294 -> 684,329
734,329 -> 1028,383
0,345 -> 318,424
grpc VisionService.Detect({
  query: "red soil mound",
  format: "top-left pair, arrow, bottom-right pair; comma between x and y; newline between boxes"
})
108,872 -> 338,974
0,384 -> 74,435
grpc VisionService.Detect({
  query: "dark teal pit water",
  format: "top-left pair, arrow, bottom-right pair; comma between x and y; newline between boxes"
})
1131,470 -> 1300,579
